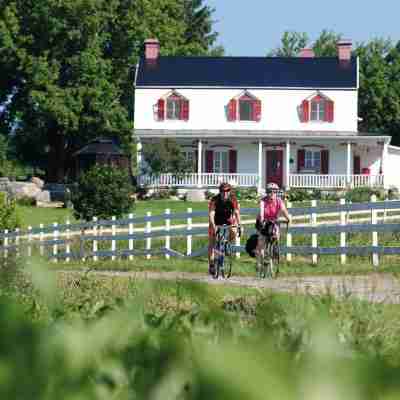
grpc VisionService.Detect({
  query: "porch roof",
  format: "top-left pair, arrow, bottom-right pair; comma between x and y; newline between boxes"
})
135,129 -> 391,142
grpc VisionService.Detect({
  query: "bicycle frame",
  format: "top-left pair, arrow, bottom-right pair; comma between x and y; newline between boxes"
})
213,225 -> 237,279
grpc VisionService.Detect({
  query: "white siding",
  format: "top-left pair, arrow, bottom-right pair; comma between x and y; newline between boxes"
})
386,146 -> 400,188
135,88 -> 358,132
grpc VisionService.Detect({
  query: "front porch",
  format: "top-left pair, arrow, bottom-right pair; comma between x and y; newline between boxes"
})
137,134 -> 390,190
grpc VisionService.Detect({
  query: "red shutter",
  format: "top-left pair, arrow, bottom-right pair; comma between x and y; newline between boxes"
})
228,99 -> 237,121
229,150 -> 237,173
194,150 -> 198,172
181,99 -> 189,121
253,99 -> 262,121
206,150 -> 214,173
325,100 -> 334,122
297,149 -> 305,172
321,150 -> 329,174
301,100 -> 309,122
353,155 -> 361,175
157,99 -> 165,121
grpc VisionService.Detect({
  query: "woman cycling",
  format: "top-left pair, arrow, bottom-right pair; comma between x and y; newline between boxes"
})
255,182 -> 290,265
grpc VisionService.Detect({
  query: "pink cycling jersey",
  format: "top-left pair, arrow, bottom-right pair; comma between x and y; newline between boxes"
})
260,197 -> 282,222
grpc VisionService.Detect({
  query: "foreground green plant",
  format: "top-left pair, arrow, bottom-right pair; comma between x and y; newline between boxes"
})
2,257 -> 400,399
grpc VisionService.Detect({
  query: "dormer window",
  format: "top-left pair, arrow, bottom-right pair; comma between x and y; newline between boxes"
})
301,93 -> 334,123
228,91 -> 261,122
157,91 -> 189,121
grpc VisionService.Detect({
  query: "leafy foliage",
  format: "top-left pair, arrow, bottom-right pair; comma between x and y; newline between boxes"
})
0,0 -> 222,182
345,187 -> 383,203
142,139 -> 192,175
0,192 -> 19,230
72,165 -> 134,221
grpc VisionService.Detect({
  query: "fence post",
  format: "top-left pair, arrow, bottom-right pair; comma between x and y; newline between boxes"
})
66,220 -> 71,263
146,211 -> 152,259
128,213 -> 134,260
93,217 -> 98,261
286,202 -> 292,262
187,208 -> 192,256
39,224 -> 44,256
4,230 -> 8,259
340,198 -> 347,265
311,200 -> 318,264
165,209 -> 170,259
111,216 -> 116,261
53,222 -> 59,262
27,226 -> 32,257
371,194 -> 379,267
15,228 -> 20,258
383,197 -> 388,223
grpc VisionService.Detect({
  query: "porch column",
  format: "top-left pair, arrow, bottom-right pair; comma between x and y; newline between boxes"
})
136,140 -> 142,173
258,140 -> 262,193
285,140 -> 290,190
346,141 -> 352,186
381,141 -> 388,188
197,140 -> 202,188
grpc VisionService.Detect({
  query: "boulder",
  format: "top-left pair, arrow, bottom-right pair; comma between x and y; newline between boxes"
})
35,190 -> 51,203
30,176 -> 45,189
9,182 -> 41,200
186,189 -> 206,202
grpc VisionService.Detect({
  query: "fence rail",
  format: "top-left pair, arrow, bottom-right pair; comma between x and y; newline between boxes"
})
1,196 -> 400,266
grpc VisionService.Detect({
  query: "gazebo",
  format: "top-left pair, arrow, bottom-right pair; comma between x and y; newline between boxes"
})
73,138 -> 130,178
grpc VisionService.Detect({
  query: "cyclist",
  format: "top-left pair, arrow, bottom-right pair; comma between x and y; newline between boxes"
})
208,182 -> 241,275
255,182 -> 290,266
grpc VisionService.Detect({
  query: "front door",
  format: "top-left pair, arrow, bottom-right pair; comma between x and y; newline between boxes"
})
266,150 -> 283,187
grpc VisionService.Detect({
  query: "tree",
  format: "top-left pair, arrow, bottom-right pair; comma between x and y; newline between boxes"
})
268,31 -> 309,57
181,0 -> 224,56
0,0 -> 223,182
142,139 -> 192,176
72,165 -> 134,221
313,30 -> 342,56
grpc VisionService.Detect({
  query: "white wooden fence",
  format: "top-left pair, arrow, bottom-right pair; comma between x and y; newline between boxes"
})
1,196 -> 400,266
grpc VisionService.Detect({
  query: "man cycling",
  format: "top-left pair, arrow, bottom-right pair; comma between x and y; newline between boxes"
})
255,182 -> 290,265
208,182 -> 241,275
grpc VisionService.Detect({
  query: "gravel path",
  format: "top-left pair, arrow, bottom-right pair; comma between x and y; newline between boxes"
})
60,269 -> 400,304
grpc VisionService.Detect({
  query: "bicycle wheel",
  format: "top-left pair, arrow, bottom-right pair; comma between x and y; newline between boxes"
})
224,243 -> 233,278
214,242 -> 224,279
265,243 -> 277,279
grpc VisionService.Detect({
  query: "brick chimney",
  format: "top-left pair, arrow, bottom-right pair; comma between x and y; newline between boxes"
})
144,38 -> 160,61
337,39 -> 352,61
299,48 -> 315,58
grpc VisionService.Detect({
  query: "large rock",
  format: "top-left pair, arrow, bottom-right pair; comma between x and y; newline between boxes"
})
35,190 -> 51,203
9,182 -> 41,200
30,176 -> 45,189
186,189 -> 206,202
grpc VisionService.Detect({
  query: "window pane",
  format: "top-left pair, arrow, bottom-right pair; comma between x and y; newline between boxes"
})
314,151 -> 321,168
305,150 -> 312,168
239,101 -> 252,121
318,102 -> 325,121
166,99 -> 181,119
214,152 -> 221,173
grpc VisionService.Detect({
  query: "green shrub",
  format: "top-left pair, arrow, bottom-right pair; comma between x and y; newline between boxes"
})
16,196 -> 36,207
345,187 -> 383,203
235,187 -> 259,201
0,192 -> 20,231
72,165 -> 134,221
287,188 -> 322,202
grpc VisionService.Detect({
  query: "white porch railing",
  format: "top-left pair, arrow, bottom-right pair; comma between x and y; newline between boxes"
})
289,174 -> 384,189
139,173 -> 259,187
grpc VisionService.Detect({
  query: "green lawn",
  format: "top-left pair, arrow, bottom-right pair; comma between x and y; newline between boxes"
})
17,199 -> 257,228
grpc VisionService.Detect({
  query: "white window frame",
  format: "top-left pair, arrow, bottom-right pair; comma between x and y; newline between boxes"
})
182,150 -> 195,169
304,150 -> 321,171
213,151 -> 229,173
310,99 -> 326,122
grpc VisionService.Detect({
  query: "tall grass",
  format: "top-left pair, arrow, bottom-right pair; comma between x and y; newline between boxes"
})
1,256 -> 400,398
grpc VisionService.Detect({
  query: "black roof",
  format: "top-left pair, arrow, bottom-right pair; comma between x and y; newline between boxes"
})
136,56 -> 357,88
73,138 -> 125,156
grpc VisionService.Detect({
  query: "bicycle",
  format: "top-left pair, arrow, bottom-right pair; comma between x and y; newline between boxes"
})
213,224 -> 240,279
257,220 -> 288,279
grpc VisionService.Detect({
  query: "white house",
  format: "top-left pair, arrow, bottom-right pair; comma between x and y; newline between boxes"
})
134,38 -> 400,191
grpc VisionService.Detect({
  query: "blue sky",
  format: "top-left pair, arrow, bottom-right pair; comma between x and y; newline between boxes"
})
205,0 -> 400,56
